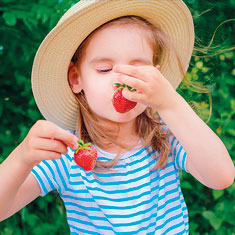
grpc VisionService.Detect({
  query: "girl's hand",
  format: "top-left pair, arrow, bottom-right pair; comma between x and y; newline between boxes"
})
18,120 -> 79,167
113,64 -> 179,111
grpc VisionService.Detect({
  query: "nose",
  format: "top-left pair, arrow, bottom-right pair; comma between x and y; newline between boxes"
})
112,71 -> 121,88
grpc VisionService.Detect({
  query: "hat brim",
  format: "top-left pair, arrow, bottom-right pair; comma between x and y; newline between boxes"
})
32,0 -> 194,130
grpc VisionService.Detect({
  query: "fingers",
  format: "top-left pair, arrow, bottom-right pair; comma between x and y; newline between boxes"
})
25,137 -> 66,163
116,73 -> 147,93
115,70 -> 148,104
113,64 -> 149,82
113,64 -> 162,93
113,64 -> 166,108
32,120 -> 79,150
21,120 -> 80,166
32,149 -> 63,162
113,64 -> 161,82
32,138 -> 69,155
122,88 -> 145,103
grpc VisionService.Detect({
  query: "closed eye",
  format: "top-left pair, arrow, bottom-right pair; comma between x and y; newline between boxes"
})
97,69 -> 112,73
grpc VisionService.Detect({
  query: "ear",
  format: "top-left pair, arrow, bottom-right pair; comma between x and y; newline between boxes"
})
156,64 -> 160,71
68,61 -> 83,93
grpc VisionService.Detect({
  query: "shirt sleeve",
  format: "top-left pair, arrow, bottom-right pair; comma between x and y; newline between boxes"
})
31,148 -> 73,196
169,135 -> 188,172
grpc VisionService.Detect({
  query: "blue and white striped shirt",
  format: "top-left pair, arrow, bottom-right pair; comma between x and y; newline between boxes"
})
31,135 -> 189,235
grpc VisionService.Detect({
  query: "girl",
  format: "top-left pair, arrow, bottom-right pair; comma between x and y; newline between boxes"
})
0,0 -> 234,234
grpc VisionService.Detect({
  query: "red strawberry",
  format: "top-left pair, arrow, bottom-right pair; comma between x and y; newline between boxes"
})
112,83 -> 137,113
74,140 -> 97,171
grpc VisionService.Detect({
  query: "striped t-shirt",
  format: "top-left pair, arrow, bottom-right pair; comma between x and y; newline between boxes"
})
31,135 -> 189,235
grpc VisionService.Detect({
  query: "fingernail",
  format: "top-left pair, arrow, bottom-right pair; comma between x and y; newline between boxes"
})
113,65 -> 118,72
73,137 -> 78,148
73,143 -> 78,150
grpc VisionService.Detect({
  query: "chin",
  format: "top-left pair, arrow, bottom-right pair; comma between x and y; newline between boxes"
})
91,104 -> 147,123
110,108 -> 146,123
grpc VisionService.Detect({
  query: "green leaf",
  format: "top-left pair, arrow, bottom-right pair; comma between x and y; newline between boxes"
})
26,213 -> 38,227
226,181 -> 235,194
196,61 -> 203,69
181,181 -> 193,189
212,189 -> 224,200
227,128 -> 235,136
189,222 -> 199,232
0,100 -> 3,118
202,210 -> 223,230
127,85 -> 136,92
2,12 -> 17,26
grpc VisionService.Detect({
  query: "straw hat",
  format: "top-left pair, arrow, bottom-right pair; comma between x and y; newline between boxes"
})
32,0 -> 194,131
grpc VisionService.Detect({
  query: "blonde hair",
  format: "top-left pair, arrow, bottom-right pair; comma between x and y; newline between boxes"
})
71,16 -> 185,172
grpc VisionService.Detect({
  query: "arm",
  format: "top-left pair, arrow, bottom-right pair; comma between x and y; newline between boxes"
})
0,166 -> 40,221
113,64 -> 234,189
0,145 -> 40,220
0,120 -> 78,221
158,93 -> 234,189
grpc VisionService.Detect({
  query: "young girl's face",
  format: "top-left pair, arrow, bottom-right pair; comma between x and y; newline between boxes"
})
71,24 -> 154,123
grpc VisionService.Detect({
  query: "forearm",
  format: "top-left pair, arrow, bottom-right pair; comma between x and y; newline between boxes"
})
0,120 -> 78,220
158,93 -> 234,189
0,143 -> 34,218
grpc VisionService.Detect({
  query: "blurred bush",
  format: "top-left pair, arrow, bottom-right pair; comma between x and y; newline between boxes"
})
0,0 -> 234,234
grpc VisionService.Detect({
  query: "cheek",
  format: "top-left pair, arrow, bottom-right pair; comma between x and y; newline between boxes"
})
84,80 -> 113,106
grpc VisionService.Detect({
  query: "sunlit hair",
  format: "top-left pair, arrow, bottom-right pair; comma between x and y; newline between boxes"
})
70,16 -> 185,172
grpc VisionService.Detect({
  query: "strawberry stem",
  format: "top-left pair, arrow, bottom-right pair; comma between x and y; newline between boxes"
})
75,139 -> 92,154
114,83 -> 136,92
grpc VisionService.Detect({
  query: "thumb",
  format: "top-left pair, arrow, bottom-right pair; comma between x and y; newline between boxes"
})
52,128 -> 79,150
66,134 -> 79,150
122,88 -> 136,102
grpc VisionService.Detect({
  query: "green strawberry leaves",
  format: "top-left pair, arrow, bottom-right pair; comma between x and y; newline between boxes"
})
114,83 -> 136,92
75,139 -> 92,154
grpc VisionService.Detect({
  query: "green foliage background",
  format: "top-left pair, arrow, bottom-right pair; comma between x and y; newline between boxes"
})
0,0 -> 234,234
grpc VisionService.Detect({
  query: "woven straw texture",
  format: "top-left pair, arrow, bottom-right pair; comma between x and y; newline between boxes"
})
32,0 -> 194,130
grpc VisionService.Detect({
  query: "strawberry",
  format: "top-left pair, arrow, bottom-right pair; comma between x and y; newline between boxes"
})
112,83 -> 137,113
74,139 -> 97,171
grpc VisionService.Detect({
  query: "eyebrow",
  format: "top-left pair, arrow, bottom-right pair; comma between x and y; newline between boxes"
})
89,57 -> 152,65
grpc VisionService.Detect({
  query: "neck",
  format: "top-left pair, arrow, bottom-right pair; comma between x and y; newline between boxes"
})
96,117 -> 140,153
